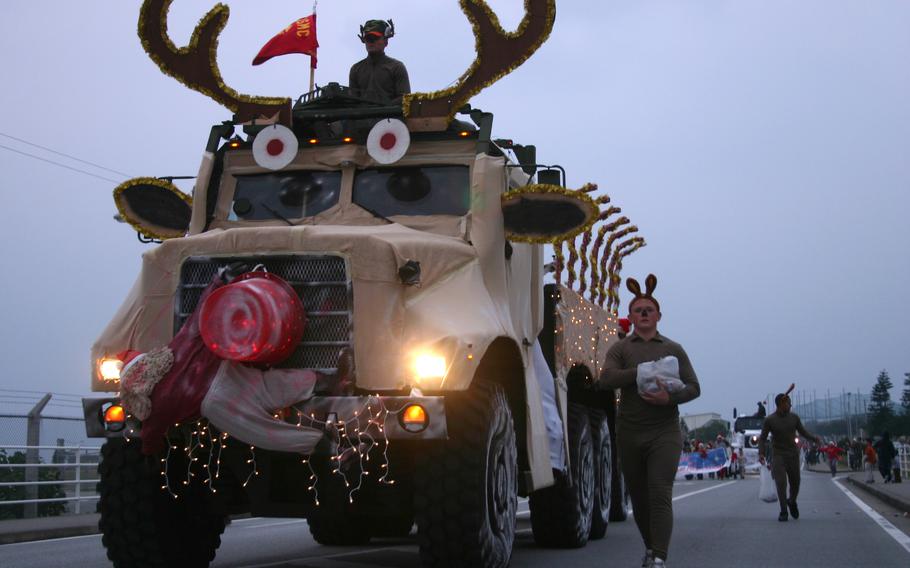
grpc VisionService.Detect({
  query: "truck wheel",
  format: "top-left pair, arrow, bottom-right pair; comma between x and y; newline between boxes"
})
307,509 -> 371,545
588,409 -> 612,540
97,438 -> 225,568
529,403 -> 594,548
608,454 -> 632,521
414,381 -> 517,568
369,513 -> 414,538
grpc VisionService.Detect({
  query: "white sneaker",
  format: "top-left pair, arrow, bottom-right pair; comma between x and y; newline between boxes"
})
641,550 -> 654,567
652,559 -> 666,567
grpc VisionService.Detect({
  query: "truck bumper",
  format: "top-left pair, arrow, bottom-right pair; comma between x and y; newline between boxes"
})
83,395 -> 448,441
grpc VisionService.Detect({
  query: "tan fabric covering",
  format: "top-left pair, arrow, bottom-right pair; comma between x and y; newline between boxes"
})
93,146 -> 556,489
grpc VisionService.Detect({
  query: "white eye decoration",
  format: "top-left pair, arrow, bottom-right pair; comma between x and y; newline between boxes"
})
252,124 -> 299,170
367,118 -> 411,164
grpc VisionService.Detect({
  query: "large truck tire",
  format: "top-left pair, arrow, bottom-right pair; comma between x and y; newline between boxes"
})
97,438 -> 225,568
307,509 -> 371,545
609,451 -> 633,522
528,403 -> 594,548
414,381 -> 517,568
588,409 -> 612,540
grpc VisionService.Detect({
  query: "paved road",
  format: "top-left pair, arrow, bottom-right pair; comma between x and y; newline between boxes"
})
2,472 -> 909,567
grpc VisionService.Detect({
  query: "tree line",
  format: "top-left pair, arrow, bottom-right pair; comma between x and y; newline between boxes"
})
867,370 -> 910,436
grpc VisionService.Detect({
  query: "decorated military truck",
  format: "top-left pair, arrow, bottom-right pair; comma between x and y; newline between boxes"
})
82,2 -> 647,567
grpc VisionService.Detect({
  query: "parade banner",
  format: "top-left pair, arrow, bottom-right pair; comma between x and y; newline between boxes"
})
677,448 -> 730,479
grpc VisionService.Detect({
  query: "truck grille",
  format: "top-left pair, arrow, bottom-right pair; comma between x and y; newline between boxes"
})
175,255 -> 352,372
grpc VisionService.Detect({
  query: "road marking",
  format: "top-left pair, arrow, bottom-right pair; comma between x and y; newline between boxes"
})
240,519 -> 308,530
0,533 -> 100,547
672,481 -> 736,501
833,478 -> 910,555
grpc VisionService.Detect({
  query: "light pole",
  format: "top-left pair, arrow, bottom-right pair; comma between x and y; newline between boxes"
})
846,392 -> 852,440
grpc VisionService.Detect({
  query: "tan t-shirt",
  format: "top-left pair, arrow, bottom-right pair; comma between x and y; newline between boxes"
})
599,332 -> 700,426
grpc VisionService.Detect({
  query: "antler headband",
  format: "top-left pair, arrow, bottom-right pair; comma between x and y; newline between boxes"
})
626,273 -> 660,312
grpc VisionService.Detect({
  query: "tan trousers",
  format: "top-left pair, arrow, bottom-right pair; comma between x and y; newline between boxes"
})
617,420 -> 682,561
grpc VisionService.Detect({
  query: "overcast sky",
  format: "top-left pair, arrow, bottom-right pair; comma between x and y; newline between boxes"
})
0,1 -> 907,421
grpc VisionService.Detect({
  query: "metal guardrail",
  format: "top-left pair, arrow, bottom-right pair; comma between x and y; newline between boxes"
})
1,444 -> 102,514
898,443 -> 910,478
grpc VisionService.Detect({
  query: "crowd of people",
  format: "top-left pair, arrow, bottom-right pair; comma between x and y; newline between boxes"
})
803,433 -> 906,483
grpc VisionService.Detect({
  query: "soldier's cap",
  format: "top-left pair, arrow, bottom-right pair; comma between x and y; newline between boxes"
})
360,19 -> 394,40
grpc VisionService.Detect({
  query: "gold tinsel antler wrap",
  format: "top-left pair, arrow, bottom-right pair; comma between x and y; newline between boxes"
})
553,241 -> 565,288
138,0 -> 291,124
597,224 -> 637,306
576,195 -> 611,295
587,210 -> 624,304
607,238 -> 646,311
403,0 -> 556,126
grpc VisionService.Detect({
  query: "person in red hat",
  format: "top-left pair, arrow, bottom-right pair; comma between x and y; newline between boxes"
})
349,19 -> 410,104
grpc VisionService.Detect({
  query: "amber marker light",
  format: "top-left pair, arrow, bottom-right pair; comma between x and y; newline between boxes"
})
400,404 -> 428,433
308,138 -> 319,145
459,131 -> 470,137
342,136 -> 354,143
104,404 -> 126,432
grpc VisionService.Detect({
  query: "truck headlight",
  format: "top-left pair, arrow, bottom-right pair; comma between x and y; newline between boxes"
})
98,358 -> 125,381
413,352 -> 447,383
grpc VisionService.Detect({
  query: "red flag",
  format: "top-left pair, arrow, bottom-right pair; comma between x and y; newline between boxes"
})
252,14 -> 318,68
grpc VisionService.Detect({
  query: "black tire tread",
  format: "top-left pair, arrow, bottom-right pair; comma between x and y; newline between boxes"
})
414,381 -> 517,568
588,408 -> 612,540
97,438 -> 225,568
529,402 -> 594,548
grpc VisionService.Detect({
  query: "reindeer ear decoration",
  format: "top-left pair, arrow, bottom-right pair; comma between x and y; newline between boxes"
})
114,177 -> 192,240
645,273 -> 657,296
501,184 -> 599,244
626,277 -> 642,296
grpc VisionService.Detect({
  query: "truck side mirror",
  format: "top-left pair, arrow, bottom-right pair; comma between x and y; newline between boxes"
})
113,177 -> 192,240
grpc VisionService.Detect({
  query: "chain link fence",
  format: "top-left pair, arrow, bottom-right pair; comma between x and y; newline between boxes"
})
0,390 -> 102,518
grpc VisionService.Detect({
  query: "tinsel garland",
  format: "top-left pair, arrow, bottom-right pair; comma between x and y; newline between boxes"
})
138,0 -> 290,117
553,242 -> 565,287
565,234 -> 579,288
608,240 -> 646,312
584,207 -> 621,303
604,237 -> 644,309
113,176 -> 192,241
589,215 -> 627,304
403,0 -> 556,123
597,224 -> 637,306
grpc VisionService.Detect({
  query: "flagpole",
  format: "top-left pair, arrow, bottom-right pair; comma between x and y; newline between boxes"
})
309,0 -> 318,93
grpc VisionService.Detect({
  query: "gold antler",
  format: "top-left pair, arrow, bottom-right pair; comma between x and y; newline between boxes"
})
139,0 -> 291,124
404,0 -> 556,125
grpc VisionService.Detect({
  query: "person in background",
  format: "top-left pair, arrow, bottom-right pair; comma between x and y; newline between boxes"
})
874,431 -> 897,483
598,274 -> 700,567
820,443 -> 843,477
759,392 -> 822,522
863,439 -> 877,483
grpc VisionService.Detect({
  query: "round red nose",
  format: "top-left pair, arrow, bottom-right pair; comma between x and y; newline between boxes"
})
266,138 -> 285,156
380,132 -> 397,150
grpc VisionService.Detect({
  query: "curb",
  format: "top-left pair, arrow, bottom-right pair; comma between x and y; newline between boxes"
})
846,476 -> 910,514
0,523 -> 99,546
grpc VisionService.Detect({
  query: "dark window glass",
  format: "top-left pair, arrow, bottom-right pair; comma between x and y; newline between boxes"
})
353,166 -> 470,217
230,171 -> 342,221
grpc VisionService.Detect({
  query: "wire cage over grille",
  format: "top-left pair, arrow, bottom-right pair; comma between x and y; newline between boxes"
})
175,255 -> 352,372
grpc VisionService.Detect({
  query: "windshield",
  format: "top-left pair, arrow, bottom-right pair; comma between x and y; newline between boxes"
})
229,171 -> 342,221
353,166 -> 470,217
734,417 -> 764,432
